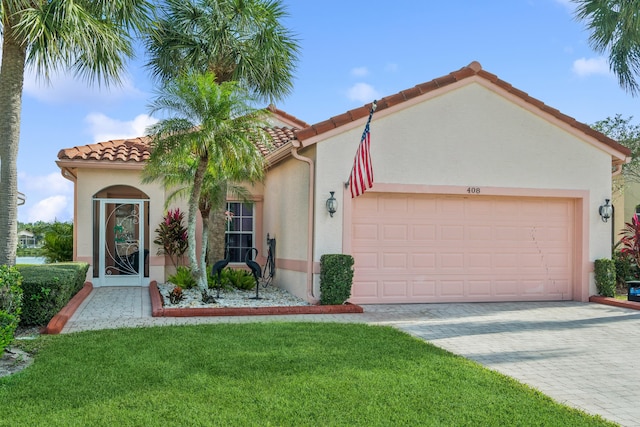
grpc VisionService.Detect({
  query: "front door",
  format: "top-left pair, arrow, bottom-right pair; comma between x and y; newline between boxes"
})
97,199 -> 146,286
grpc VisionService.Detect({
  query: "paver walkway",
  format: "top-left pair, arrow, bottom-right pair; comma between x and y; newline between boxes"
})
64,287 -> 640,426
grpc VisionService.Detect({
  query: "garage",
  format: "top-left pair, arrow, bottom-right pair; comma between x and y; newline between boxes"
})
350,192 -> 576,304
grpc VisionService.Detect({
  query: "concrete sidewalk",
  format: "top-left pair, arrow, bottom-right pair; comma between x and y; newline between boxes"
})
63,287 -> 640,426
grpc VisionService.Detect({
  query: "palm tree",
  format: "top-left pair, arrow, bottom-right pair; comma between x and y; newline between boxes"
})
574,0 -> 640,95
143,146 -> 262,279
143,72 -> 269,290
0,0 -> 154,266
144,0 -> 299,262
145,0 -> 299,103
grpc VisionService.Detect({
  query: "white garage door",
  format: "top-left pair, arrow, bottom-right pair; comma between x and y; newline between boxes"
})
350,193 -> 575,304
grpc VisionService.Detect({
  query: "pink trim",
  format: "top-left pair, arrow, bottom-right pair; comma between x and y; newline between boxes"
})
343,183 -> 590,303
277,258 -> 321,274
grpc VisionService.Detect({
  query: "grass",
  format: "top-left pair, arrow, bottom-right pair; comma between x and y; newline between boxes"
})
0,323 -> 614,427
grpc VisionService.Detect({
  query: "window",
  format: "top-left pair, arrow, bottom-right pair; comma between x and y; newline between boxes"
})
226,202 -> 254,263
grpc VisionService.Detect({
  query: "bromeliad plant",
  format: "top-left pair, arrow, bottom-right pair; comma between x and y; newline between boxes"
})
154,208 -> 188,268
619,213 -> 640,279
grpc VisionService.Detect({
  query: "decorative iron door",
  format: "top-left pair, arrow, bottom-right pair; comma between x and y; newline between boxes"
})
98,200 -> 145,286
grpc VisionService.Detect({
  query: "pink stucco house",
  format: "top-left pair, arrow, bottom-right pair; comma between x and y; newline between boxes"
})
57,61 -> 630,304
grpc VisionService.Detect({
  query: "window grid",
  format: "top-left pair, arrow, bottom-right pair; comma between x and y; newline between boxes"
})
225,202 -> 254,263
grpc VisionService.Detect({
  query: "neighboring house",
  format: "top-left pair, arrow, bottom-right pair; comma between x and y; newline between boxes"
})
18,230 -> 36,248
614,179 -> 640,241
57,61 -> 630,303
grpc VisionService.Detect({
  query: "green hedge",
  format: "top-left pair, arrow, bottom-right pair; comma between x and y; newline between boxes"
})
15,262 -> 89,326
0,266 -> 23,352
319,254 -> 354,305
594,258 -> 616,298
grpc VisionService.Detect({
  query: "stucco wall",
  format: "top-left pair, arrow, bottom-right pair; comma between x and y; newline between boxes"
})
74,167 -> 185,284
313,82 -> 614,297
263,147 -> 315,299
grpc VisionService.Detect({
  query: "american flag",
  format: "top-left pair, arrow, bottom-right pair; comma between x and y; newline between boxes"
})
349,102 -> 376,198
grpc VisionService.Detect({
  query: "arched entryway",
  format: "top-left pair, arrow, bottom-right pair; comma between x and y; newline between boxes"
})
92,185 -> 150,287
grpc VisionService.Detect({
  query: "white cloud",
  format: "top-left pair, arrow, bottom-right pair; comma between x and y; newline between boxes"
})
351,67 -> 369,77
572,57 -> 611,77
85,113 -> 158,142
26,195 -> 70,223
23,68 -> 146,105
20,172 -> 72,193
347,83 -> 381,103
17,172 -> 74,222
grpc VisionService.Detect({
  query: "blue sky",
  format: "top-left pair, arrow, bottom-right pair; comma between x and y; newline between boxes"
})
15,0 -> 640,223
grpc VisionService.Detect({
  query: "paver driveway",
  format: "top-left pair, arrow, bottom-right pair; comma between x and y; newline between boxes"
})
364,302 -> 640,427
65,288 -> 640,426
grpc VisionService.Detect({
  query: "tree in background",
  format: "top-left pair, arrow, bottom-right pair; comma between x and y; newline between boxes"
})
573,0 -> 640,95
0,0 -> 154,266
143,72 -> 269,290
41,221 -> 73,263
592,114 -> 640,184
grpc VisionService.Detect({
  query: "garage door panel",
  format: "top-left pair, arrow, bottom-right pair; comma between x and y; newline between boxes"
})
440,253 -> 465,268
382,280 -> 408,297
411,278 -> 436,296
413,198 -> 437,214
522,280 -> 545,295
383,224 -> 407,240
382,253 -> 407,269
353,223 -> 378,240
440,280 -> 465,297
350,280 -> 379,299
467,225 -> 492,240
410,253 -> 436,269
468,280 -> 492,296
352,251 -> 378,269
351,193 -> 575,303
411,224 -> 436,240
441,225 -> 464,240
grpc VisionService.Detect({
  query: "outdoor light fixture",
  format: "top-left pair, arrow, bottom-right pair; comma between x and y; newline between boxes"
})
326,191 -> 338,217
599,199 -> 613,223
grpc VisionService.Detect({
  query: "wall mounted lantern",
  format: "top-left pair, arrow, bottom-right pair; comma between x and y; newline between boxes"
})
326,191 -> 337,217
599,199 -> 612,223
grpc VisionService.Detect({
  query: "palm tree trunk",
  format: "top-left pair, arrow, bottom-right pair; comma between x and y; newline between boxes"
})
188,157 -> 209,290
0,31 -> 27,266
207,204 -> 227,265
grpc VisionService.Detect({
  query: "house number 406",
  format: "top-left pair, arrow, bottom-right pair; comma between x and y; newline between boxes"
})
467,187 -> 481,194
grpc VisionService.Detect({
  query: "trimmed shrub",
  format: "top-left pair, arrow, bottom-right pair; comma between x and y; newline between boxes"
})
614,251 -> 635,284
320,254 -> 354,305
595,258 -> 616,297
16,262 -> 88,326
0,265 -> 23,352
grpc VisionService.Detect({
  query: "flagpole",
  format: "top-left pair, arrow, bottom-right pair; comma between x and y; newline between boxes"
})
345,100 -> 377,188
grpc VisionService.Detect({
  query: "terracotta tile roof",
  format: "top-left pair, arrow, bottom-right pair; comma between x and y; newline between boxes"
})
256,127 -> 298,156
267,104 -> 310,129
295,61 -> 631,160
57,126 -> 299,164
57,137 -> 152,163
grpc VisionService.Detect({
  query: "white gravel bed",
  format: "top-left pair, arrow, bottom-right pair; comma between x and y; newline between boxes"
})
158,283 -> 311,308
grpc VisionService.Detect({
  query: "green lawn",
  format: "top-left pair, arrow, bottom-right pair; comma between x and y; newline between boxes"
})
0,323 -> 614,426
